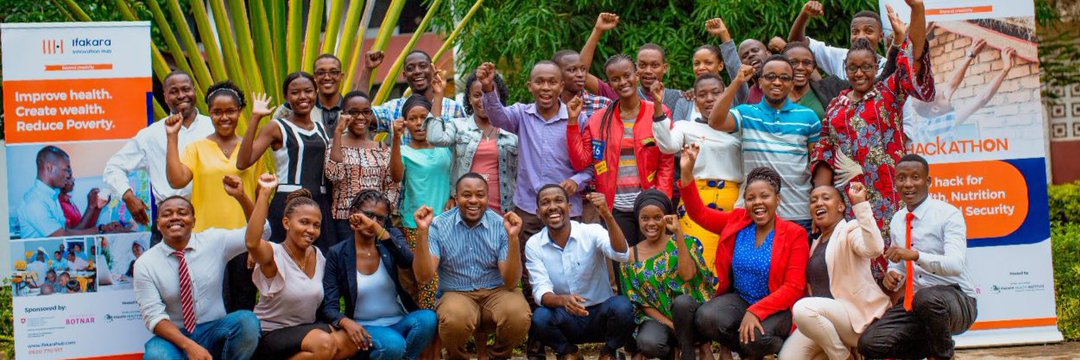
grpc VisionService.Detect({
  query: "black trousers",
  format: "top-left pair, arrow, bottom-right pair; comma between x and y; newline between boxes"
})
612,209 -> 642,247
635,319 -> 676,360
672,293 -> 791,360
858,284 -> 977,359
222,253 -> 257,312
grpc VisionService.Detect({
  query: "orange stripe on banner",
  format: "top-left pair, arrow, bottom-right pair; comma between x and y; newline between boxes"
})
969,317 -> 1058,330
68,353 -> 142,360
45,63 -> 114,71
926,6 -> 993,15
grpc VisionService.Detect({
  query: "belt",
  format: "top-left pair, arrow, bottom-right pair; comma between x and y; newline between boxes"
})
278,184 -> 327,194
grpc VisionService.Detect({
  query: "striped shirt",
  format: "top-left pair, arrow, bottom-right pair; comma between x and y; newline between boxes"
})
428,208 -> 510,291
731,99 -> 821,221
614,119 -> 641,211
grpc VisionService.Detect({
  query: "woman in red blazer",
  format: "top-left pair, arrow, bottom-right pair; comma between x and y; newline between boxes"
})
670,144 -> 808,360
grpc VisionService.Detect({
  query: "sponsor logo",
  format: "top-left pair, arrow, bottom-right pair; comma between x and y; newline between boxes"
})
64,316 -> 95,325
103,312 -> 141,323
42,39 -> 63,55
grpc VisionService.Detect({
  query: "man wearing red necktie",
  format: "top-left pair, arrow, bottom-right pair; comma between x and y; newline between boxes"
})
133,193 -> 265,359
857,154 -> 977,360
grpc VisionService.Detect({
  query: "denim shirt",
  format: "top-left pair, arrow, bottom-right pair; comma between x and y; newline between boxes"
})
425,116 -> 519,213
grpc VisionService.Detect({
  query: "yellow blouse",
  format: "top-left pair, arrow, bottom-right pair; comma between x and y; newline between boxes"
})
181,138 -> 264,232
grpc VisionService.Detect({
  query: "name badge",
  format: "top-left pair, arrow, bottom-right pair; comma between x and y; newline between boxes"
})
591,139 -> 606,161
594,160 -> 609,175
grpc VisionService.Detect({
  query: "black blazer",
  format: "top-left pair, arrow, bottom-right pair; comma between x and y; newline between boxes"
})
319,228 -> 419,324
810,76 -> 850,108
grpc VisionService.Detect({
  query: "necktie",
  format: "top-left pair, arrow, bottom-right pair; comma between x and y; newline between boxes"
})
904,212 -> 916,311
173,250 -> 197,333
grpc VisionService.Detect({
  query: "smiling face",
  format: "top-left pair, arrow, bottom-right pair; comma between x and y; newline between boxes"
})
537,186 -> 570,230
403,53 -> 434,93
759,60 -> 794,106
313,57 -> 343,96
404,105 -> 430,142
693,48 -> 723,77
694,77 -> 724,116
527,63 -> 563,112
456,177 -> 489,225
739,40 -> 770,73
605,59 -> 639,100
637,205 -> 666,242
467,81 -> 487,119
555,53 -> 586,94
156,198 -> 195,242
895,161 -> 931,208
809,186 -> 846,232
744,180 -> 780,226
845,50 -> 877,95
286,77 -> 317,116
850,17 -> 883,50
164,74 -> 196,117
284,204 -> 321,249
342,95 -> 374,137
208,95 -> 240,137
785,47 -> 816,88
636,48 -> 667,89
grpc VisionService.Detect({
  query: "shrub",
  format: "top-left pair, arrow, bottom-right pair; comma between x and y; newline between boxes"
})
1053,222 -> 1080,340
1049,181 -> 1080,224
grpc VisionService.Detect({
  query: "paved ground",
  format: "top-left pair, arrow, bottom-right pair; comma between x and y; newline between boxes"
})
955,341 -> 1080,359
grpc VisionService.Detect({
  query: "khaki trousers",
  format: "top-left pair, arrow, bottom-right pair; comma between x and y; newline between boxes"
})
436,287 -> 532,360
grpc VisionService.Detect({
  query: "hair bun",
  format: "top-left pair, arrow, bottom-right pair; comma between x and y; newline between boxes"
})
286,188 -> 313,203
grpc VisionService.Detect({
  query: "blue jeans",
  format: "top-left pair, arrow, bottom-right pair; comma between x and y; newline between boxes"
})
792,219 -> 814,238
530,295 -> 635,355
143,310 -> 260,360
365,310 -> 438,360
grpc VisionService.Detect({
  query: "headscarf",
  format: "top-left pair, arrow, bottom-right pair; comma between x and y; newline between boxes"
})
400,94 -> 433,117
633,188 -> 673,220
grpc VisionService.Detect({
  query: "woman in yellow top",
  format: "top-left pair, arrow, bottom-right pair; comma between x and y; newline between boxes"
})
166,81 -> 264,231
165,80 -> 264,311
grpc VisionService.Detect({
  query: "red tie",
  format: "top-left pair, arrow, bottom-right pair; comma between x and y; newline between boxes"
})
173,250 -> 197,333
904,212 -> 916,311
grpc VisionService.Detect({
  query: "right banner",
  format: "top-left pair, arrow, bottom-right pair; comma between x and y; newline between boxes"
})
881,0 -> 1063,346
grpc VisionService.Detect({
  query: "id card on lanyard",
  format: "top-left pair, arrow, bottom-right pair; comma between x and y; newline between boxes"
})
592,139 -> 607,175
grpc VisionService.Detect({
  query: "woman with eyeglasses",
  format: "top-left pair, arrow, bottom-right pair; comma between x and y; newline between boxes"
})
425,70 -> 518,215
165,80 -> 265,311
390,93 -> 452,310
321,189 -> 438,360
165,80 -> 264,231
810,0 -> 932,284
326,91 -> 403,244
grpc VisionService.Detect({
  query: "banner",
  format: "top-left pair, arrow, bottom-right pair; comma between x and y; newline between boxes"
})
3,22 -> 154,359
881,0 -> 1062,346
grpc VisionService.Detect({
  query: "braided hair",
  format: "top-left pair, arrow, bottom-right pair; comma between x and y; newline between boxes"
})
745,167 -> 782,195
284,189 -> 320,217
349,189 -> 391,215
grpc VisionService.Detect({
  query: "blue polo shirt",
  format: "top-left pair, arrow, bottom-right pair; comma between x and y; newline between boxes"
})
428,208 -> 510,291
18,179 -> 66,238
730,99 -> 821,221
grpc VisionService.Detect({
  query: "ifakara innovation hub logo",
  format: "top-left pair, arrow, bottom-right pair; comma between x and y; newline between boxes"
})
42,39 -> 64,55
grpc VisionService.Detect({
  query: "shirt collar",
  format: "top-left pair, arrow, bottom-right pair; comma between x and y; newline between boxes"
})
523,101 -> 569,123
908,197 -> 934,220
754,98 -> 797,113
455,208 -> 491,229
315,96 -> 342,111
539,221 -> 581,248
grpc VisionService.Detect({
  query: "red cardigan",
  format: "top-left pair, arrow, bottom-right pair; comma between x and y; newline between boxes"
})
680,180 -> 808,320
566,99 -> 674,208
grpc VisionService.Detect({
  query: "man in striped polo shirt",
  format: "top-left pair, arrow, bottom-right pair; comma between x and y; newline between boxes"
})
708,57 -> 822,234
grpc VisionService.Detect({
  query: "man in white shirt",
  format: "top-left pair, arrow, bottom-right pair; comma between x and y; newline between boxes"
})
788,1 -> 891,80
858,154 -> 977,360
526,185 -> 634,360
102,70 -> 214,244
134,193 -> 265,359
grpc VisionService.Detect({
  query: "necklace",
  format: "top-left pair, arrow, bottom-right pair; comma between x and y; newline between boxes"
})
283,243 -> 308,271
481,126 -> 497,141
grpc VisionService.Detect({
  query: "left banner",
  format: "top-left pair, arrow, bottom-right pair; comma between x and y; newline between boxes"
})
3,22 -> 154,359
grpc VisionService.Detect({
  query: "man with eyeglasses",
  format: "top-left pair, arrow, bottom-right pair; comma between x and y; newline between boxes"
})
273,53 -> 346,131
707,58 -> 822,235
103,70 -> 214,245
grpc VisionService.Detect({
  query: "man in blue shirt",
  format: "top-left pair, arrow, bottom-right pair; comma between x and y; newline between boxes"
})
525,185 -> 633,360
413,173 -> 531,360
18,146 -> 127,239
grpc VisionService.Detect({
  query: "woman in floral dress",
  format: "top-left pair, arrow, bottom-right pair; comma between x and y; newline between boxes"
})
619,189 -> 719,360
810,6 -> 934,282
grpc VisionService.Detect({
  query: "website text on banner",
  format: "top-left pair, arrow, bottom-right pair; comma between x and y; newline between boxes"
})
2,21 -> 154,359
882,0 -> 1062,347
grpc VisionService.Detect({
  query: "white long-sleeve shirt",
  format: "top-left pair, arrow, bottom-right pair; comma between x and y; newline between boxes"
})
652,112 -> 744,183
888,198 -> 975,297
525,221 -> 629,307
806,36 -> 887,80
101,113 -> 214,204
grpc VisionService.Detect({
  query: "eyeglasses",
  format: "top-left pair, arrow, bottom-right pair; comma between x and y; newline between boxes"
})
844,64 -> 876,74
314,69 -> 342,78
343,109 -> 375,117
760,73 -> 793,83
210,108 -> 240,117
788,59 -> 815,69
361,210 -> 388,225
